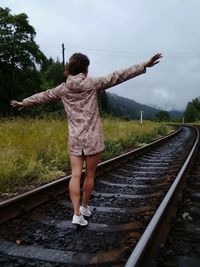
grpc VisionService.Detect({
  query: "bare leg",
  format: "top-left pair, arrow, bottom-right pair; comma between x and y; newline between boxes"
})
69,155 -> 84,215
82,153 -> 100,207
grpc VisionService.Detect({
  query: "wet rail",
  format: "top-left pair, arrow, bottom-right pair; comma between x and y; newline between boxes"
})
126,125 -> 199,267
0,126 -> 198,267
156,126 -> 200,267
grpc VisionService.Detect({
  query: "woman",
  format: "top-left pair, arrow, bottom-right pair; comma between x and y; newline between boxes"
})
11,52 -> 162,226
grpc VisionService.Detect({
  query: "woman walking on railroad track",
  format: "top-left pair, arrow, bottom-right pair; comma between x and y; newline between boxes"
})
11,52 -> 162,226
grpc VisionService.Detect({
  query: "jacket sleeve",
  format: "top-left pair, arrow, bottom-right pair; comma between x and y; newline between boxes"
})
91,63 -> 146,91
22,83 -> 65,107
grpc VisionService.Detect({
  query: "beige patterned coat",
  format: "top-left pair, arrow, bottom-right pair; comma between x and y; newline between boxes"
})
23,63 -> 146,156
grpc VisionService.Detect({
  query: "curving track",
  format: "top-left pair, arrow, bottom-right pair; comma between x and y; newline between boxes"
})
0,126 -> 198,267
156,127 -> 200,267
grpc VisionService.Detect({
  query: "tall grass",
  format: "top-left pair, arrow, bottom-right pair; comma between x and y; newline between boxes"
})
0,117 -> 172,193
102,117 -> 170,159
0,118 -> 68,192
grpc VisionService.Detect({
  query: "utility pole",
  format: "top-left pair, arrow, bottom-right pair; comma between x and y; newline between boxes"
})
62,43 -> 65,69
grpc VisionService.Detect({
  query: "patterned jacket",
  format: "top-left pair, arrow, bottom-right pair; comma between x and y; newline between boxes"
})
23,63 -> 146,156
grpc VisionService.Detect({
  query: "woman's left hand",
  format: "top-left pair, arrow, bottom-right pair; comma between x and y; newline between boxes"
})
145,53 -> 163,68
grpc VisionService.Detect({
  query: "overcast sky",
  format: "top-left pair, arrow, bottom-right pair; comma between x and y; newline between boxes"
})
1,0 -> 200,111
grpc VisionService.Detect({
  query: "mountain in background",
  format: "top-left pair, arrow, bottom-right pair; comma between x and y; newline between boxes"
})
168,110 -> 183,119
106,92 -> 182,120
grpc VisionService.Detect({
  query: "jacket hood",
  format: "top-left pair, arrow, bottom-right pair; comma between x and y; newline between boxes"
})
66,73 -> 86,92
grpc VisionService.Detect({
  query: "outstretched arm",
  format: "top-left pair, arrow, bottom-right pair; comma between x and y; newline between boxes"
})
10,83 -> 65,110
92,53 -> 162,91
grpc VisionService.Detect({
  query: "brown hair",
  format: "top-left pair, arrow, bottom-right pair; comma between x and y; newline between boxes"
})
66,53 -> 90,76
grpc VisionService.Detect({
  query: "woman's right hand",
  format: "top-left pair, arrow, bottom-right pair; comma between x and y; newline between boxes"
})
10,100 -> 24,110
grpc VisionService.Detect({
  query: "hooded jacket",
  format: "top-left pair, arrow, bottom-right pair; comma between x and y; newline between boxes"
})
23,63 -> 146,155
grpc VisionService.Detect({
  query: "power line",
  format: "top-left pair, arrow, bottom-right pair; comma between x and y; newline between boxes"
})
39,42 -> 200,59
63,43 -> 200,58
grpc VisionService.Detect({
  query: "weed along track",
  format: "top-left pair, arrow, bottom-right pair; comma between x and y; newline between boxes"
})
0,126 -> 198,267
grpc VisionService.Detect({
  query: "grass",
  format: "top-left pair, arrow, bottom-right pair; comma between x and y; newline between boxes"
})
102,117 -> 170,159
0,117 -> 173,195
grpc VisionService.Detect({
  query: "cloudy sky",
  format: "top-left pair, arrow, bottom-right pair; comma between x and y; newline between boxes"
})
1,0 -> 200,111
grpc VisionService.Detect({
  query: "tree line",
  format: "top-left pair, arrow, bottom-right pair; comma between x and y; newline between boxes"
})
0,7 -> 199,122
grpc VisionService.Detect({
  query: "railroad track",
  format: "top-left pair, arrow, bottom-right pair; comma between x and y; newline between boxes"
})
156,126 -> 200,267
0,126 -> 198,267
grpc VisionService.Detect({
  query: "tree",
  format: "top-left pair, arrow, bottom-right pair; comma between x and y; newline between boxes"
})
0,7 -> 47,114
41,60 -> 65,89
184,97 -> 200,122
98,90 -> 110,115
38,59 -> 66,115
155,110 -> 170,121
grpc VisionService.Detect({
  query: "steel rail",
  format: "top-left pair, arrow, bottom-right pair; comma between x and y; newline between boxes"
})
125,126 -> 199,267
0,127 -> 181,224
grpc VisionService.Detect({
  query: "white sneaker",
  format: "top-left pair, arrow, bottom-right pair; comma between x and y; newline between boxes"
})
80,206 -> 92,217
72,214 -> 88,226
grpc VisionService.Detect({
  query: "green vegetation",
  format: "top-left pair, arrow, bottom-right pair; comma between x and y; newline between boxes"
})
0,118 -> 68,193
155,110 -> 171,122
102,117 -> 169,158
0,7 -> 47,115
0,118 -> 172,194
184,97 -> 200,123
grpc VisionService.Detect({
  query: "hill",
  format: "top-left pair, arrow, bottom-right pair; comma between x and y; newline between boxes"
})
106,92 -> 182,120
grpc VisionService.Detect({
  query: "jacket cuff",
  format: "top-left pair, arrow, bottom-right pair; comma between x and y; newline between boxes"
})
22,98 -> 30,107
